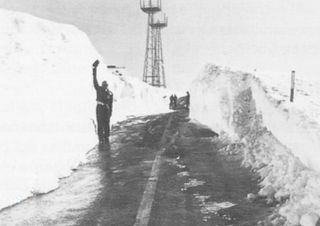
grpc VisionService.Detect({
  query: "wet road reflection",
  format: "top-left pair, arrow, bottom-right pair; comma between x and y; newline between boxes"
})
0,114 -> 165,226
0,148 -> 104,226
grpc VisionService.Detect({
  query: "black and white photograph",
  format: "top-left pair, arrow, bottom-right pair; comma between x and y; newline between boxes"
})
0,0 -> 320,225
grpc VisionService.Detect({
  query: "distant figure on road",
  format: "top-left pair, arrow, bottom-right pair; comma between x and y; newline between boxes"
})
92,60 -> 113,144
172,95 -> 177,109
169,95 -> 174,109
185,91 -> 190,110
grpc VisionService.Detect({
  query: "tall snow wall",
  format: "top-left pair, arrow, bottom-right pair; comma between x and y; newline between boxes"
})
190,64 -> 320,225
0,9 -> 169,210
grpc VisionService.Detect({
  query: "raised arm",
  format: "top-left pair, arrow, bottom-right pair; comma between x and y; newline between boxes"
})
92,60 -> 100,90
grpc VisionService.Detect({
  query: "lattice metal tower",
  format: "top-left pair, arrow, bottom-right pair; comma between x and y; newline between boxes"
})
140,0 -> 168,88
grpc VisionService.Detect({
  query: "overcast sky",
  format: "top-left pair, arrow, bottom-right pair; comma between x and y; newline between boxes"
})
0,0 -> 320,90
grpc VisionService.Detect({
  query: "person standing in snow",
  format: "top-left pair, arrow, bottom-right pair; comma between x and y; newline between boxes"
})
92,60 -> 113,144
173,94 -> 178,109
169,95 -> 174,109
185,91 -> 190,110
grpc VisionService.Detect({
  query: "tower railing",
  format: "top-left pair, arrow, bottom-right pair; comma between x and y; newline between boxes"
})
151,13 -> 168,28
140,0 -> 161,12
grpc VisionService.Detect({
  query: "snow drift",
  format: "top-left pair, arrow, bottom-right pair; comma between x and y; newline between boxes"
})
0,9 -> 170,210
191,65 -> 320,225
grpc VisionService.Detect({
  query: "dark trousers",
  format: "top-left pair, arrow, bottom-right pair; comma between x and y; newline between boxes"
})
96,104 -> 110,142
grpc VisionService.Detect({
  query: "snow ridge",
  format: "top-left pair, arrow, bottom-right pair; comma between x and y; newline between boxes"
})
191,64 -> 320,225
0,9 -> 170,210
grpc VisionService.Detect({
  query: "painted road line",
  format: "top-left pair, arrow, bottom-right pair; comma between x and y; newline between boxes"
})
134,114 -> 173,226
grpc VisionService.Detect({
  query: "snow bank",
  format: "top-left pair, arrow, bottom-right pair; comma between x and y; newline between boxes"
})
190,64 -> 320,225
0,9 -> 170,210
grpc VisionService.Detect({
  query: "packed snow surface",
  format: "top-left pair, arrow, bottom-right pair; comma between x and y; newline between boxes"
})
0,9 -> 170,210
190,65 -> 320,225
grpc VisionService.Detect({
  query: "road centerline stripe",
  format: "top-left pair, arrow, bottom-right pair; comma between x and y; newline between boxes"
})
134,114 -> 174,226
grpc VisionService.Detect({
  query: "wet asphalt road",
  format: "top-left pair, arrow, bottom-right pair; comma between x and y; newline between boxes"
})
149,111 -> 273,226
0,110 -> 273,226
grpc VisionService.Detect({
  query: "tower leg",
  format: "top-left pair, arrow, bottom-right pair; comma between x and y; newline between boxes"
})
153,28 -> 166,88
153,28 -> 160,87
143,13 -> 156,85
158,29 -> 166,88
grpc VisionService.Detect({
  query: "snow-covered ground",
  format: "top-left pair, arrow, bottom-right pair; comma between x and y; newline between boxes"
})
0,9 -> 170,210
190,64 -> 320,226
